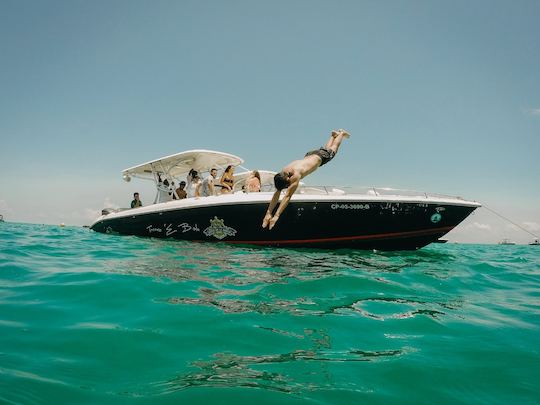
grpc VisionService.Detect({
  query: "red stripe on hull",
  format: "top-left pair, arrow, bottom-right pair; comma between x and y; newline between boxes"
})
227,226 -> 455,246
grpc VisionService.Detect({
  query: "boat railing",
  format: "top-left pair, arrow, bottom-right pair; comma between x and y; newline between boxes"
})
297,185 -> 466,200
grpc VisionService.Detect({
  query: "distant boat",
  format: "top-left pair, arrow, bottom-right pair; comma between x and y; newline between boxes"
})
434,239 -> 448,243
0,214 -> 4,222
498,238 -> 516,245
530,238 -> 540,246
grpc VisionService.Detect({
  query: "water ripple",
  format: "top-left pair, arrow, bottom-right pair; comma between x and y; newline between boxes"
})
157,346 -> 408,395
1,223 -> 539,403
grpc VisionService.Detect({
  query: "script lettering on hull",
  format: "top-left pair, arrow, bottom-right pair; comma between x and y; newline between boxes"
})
146,222 -> 201,236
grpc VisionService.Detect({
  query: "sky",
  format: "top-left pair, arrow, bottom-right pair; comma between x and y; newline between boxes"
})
0,0 -> 539,244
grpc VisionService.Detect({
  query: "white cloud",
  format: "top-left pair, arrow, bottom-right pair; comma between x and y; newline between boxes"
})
83,208 -> 101,221
103,197 -> 120,210
523,221 -> 540,232
78,198 -> 120,223
471,222 -> 492,231
0,200 -> 14,215
525,108 -> 540,116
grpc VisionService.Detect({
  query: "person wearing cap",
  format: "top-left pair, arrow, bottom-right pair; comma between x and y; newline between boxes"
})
175,181 -> 187,200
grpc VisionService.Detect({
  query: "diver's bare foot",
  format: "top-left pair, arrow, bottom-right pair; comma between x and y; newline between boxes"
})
268,216 -> 279,230
331,130 -> 340,138
338,129 -> 350,138
262,212 -> 272,228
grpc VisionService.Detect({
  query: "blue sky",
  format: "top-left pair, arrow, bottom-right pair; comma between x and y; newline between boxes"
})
1,0 -> 539,243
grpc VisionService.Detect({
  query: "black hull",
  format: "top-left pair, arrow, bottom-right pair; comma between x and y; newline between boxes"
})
91,200 -> 477,251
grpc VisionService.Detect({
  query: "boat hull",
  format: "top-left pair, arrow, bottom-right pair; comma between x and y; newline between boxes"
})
90,196 -> 478,250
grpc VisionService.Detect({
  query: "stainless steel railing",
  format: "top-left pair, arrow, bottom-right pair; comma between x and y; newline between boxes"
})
296,185 -> 465,200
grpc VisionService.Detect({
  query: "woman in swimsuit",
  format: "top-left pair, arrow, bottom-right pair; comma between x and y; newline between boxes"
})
245,170 -> 261,193
220,165 -> 235,193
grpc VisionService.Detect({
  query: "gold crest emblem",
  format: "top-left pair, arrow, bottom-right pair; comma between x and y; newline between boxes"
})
203,216 -> 237,240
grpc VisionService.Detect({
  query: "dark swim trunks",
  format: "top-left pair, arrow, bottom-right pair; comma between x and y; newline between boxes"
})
304,147 -> 335,166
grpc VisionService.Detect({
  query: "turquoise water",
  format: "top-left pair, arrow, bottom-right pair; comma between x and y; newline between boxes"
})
1,223 -> 539,404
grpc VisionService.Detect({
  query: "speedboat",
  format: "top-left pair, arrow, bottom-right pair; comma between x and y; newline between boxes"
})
90,150 -> 481,250
530,238 -> 540,246
498,238 -> 516,245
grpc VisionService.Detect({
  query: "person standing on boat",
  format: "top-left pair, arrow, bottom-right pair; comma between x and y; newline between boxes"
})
186,170 -> 202,198
262,129 -> 350,230
131,192 -> 142,208
201,168 -> 218,197
156,173 -> 172,202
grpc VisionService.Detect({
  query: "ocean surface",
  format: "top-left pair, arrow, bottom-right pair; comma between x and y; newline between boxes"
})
1,222 -> 539,404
